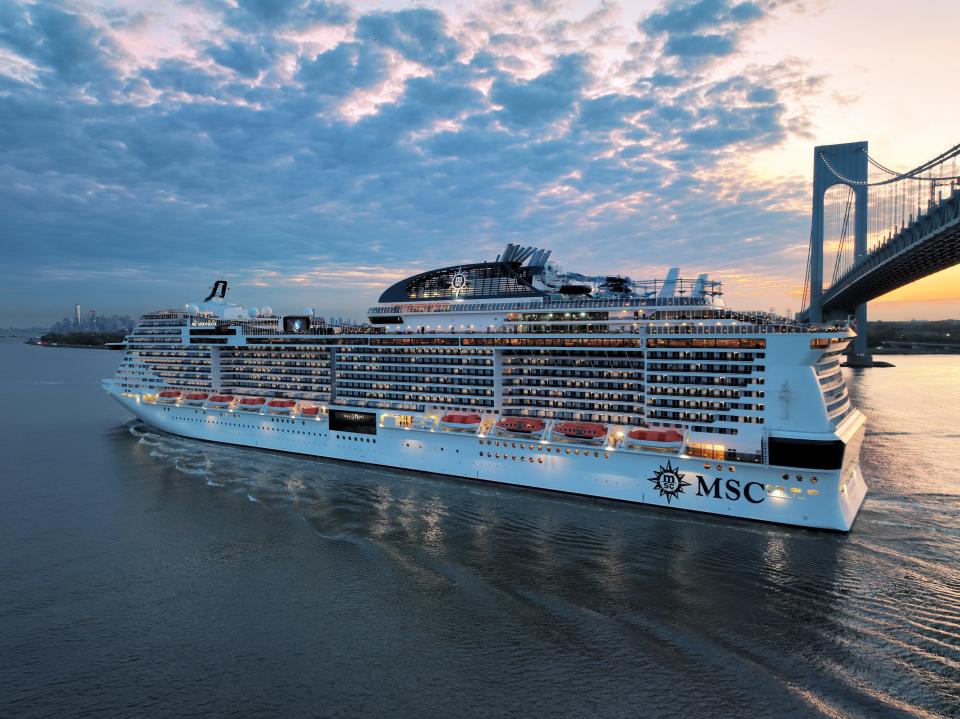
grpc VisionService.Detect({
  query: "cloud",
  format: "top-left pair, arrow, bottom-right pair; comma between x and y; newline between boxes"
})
0,3 -> 124,87
207,38 -> 278,78
490,53 -> 591,127
297,42 -> 390,96
223,0 -> 350,31
641,0 -> 770,63
142,59 -> 223,97
0,0 -> 834,324
664,33 -> 734,57
355,8 -> 461,67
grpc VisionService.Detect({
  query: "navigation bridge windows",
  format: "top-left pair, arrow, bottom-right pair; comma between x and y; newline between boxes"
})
816,367 -> 851,425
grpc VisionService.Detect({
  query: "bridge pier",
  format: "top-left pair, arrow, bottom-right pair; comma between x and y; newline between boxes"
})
808,141 -> 873,365
847,299 -> 873,366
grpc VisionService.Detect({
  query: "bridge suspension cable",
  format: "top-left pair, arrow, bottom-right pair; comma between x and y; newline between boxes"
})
818,141 -> 960,186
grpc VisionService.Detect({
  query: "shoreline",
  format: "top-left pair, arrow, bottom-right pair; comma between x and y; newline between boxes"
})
23,339 -> 116,350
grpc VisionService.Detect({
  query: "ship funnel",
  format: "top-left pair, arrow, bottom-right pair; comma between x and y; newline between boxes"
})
659,268 -> 680,298
692,274 -> 708,297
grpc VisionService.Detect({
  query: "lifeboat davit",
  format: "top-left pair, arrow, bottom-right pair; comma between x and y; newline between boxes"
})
183,392 -> 209,406
157,390 -> 182,404
237,397 -> 266,412
625,428 -> 684,450
299,406 -> 321,418
267,399 -> 296,415
495,417 -> 546,435
441,413 -> 482,431
553,421 -> 608,443
206,394 -> 235,408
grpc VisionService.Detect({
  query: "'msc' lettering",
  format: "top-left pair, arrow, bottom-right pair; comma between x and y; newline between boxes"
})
696,476 -> 765,504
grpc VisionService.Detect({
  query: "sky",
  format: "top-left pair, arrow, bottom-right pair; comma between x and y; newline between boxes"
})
1,0 -> 958,326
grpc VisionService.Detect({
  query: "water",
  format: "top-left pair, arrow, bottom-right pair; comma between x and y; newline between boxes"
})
1,339 -> 957,718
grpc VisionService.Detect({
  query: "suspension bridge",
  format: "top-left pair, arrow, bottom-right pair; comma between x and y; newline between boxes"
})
798,140 -> 960,365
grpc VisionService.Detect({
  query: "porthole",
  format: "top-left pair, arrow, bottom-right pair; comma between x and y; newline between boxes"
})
537,457 -> 543,464
574,449 -> 580,456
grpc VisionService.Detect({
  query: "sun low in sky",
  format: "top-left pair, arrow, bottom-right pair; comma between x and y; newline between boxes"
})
1,0 -> 957,324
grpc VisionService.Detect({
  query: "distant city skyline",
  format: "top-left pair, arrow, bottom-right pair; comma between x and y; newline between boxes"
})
1,0 -> 958,325
48,305 -> 136,335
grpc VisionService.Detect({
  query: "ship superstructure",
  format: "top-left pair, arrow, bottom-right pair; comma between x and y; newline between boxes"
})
105,245 -> 867,530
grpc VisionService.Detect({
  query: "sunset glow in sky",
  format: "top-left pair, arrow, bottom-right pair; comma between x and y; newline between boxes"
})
1,0 -> 958,324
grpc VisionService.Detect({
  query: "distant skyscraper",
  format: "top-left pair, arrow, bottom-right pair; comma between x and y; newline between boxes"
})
74,304 -> 81,330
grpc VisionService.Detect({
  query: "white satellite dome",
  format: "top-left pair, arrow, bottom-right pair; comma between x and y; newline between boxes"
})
302,307 -> 315,316
247,307 -> 259,318
187,304 -> 200,315
261,306 -> 273,317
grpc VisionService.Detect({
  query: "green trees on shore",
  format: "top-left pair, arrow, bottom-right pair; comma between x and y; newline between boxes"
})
40,331 -> 126,346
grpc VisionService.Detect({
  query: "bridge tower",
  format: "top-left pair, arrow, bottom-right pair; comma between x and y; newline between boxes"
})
808,141 -> 872,365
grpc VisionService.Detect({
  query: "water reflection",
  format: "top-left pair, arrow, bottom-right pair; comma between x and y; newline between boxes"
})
114,393 -> 960,717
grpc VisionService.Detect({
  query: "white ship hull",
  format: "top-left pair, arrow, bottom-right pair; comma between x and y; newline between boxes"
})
107,385 -> 867,531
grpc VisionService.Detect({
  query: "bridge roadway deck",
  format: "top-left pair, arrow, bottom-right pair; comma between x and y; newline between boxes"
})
819,189 -> 960,316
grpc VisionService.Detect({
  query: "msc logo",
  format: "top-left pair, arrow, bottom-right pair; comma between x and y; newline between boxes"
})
646,461 -> 690,504
695,476 -> 766,504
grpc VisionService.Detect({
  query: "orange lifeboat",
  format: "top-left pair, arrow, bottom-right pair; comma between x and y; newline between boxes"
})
495,417 -> 546,435
441,413 -> 482,432
299,406 -> 321,418
553,421 -> 608,443
183,392 -> 209,406
237,396 -> 266,412
267,399 -> 296,415
157,390 -> 182,404
625,428 -> 684,450
207,394 -> 235,409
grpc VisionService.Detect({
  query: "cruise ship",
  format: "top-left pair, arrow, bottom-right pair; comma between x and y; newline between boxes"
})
103,245 -> 867,530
